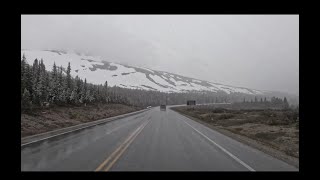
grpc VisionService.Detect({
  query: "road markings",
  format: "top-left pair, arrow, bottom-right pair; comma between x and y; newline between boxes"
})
105,122 -> 131,135
95,119 -> 150,171
21,109 -> 151,147
181,119 -> 256,171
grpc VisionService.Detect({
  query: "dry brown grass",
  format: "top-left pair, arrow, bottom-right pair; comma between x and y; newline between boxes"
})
172,106 -> 299,158
21,103 -> 142,137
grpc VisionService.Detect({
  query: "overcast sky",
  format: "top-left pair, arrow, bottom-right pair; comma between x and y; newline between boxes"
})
21,15 -> 299,95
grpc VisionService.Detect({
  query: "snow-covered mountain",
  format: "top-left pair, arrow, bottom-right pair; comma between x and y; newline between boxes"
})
21,49 -> 268,95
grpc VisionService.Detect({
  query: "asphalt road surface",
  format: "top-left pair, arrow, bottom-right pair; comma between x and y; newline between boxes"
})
21,106 -> 298,171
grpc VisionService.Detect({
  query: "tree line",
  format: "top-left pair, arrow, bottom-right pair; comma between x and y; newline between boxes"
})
21,55 -> 291,110
237,96 -> 290,109
21,55 -> 123,110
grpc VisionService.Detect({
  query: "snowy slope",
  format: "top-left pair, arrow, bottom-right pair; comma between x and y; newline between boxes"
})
21,49 -> 267,95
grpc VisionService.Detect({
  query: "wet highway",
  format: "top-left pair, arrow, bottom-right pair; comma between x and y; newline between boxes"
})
21,106 -> 298,171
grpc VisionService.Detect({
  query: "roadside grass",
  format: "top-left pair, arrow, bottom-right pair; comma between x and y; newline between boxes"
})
254,132 -> 286,141
21,103 -> 143,138
172,105 -> 299,159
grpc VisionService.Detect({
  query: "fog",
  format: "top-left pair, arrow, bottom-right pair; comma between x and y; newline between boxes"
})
21,15 -> 299,95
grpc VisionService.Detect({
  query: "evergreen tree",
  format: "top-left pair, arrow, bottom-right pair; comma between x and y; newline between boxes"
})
31,59 -> 41,105
69,90 -> 77,104
83,78 -> 87,103
79,79 -> 86,104
32,58 -> 39,78
104,81 -> 108,103
38,59 -> 47,104
85,89 -> 94,103
21,54 -> 27,96
57,66 -> 66,104
25,64 -> 33,94
283,97 -> 289,109
52,62 -> 58,80
49,62 -> 59,103
22,88 -> 31,109
66,62 -> 72,90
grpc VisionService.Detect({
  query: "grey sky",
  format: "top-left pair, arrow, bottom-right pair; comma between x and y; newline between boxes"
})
21,15 -> 299,95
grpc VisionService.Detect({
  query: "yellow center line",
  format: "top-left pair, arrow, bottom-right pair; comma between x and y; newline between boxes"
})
104,120 -> 150,171
95,119 -> 150,171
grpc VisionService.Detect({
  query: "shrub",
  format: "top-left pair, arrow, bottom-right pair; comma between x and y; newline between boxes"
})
218,113 -> 234,120
69,112 -> 77,119
254,132 -> 285,141
212,108 -> 226,113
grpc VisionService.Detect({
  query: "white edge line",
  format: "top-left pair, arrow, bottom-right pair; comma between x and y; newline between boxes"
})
181,119 -> 255,171
21,121 -> 110,147
21,109 -> 150,147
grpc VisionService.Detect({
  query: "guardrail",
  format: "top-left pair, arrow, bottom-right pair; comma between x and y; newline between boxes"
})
21,108 -> 152,146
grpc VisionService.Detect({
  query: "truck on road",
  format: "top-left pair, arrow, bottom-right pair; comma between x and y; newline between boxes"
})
160,105 -> 166,111
187,100 -> 196,105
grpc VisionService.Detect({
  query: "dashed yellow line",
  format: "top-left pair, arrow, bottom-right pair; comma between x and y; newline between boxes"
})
95,119 -> 150,171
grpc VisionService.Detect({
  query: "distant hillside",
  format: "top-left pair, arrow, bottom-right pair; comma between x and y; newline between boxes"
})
21,49 -> 298,105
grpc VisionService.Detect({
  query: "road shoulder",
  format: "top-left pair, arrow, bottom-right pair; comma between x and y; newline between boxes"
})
171,107 -> 299,168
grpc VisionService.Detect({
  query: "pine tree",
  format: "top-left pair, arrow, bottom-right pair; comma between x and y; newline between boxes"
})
79,79 -> 86,104
49,62 -> 59,103
44,71 -> 50,102
21,54 -> 27,96
70,90 -> 78,104
85,89 -> 94,103
84,78 -> 87,92
31,59 -> 41,105
66,62 -> 72,89
22,88 -> 31,109
37,59 -> 48,105
32,58 -> 39,78
25,64 -> 33,93
104,81 -> 108,103
59,89 -> 67,104
283,97 -> 289,109
57,66 -> 67,104
52,62 -> 58,80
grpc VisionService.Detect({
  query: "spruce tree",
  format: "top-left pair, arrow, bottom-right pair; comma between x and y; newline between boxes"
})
22,88 -> 31,109
25,64 -> 33,94
66,62 -> 72,89
21,55 -> 27,96
283,97 -> 289,109
70,90 -> 78,104
49,62 -> 59,103
31,59 -> 41,105
38,59 -> 48,105
104,81 -> 108,103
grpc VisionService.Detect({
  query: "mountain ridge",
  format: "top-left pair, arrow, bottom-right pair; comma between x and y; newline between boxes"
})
21,49 -> 296,101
